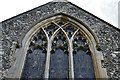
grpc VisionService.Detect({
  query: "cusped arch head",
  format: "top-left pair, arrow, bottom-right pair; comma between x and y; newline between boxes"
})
22,13 -> 100,51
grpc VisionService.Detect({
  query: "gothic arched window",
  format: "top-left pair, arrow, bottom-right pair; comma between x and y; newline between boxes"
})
19,15 -> 106,79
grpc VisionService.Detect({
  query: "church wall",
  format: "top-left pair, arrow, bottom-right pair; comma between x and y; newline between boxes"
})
1,2 -> 120,79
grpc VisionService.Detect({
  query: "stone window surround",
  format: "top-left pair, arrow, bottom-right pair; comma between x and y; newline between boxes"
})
7,14 -> 108,79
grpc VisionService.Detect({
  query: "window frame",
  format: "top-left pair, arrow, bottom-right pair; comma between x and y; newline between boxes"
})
7,14 -> 108,79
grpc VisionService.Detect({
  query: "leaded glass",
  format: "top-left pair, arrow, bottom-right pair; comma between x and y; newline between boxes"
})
21,29 -> 47,79
44,23 -> 58,38
63,23 -> 77,38
49,31 -> 69,78
73,31 -> 95,78
21,18 -> 96,79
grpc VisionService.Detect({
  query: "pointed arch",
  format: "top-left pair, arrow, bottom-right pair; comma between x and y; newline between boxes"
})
9,13 -> 107,79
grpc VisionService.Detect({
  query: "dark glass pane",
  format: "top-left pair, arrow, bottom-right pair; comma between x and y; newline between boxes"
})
49,31 -> 69,79
63,24 -> 77,38
73,31 -> 95,79
49,49 -> 68,78
44,23 -> 58,38
21,49 -> 46,79
57,21 -> 65,26
21,29 -> 47,79
73,50 -> 95,78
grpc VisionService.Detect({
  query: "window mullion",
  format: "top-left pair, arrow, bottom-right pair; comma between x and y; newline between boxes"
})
69,29 -> 79,79
61,29 -> 72,78
44,40 -> 51,79
42,28 -> 51,79
44,26 -> 61,79
69,40 -> 74,79
60,27 -> 74,79
71,29 -> 79,40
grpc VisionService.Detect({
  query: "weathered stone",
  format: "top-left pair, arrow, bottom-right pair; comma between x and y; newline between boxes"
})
1,1 -> 120,79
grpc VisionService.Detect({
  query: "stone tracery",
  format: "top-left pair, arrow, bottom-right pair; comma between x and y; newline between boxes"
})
21,18 -> 95,79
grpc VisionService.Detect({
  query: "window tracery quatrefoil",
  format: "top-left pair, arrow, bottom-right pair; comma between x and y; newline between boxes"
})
21,18 -> 95,79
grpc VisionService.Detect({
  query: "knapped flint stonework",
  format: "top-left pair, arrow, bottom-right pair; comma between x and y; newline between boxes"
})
1,1 -> 120,79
